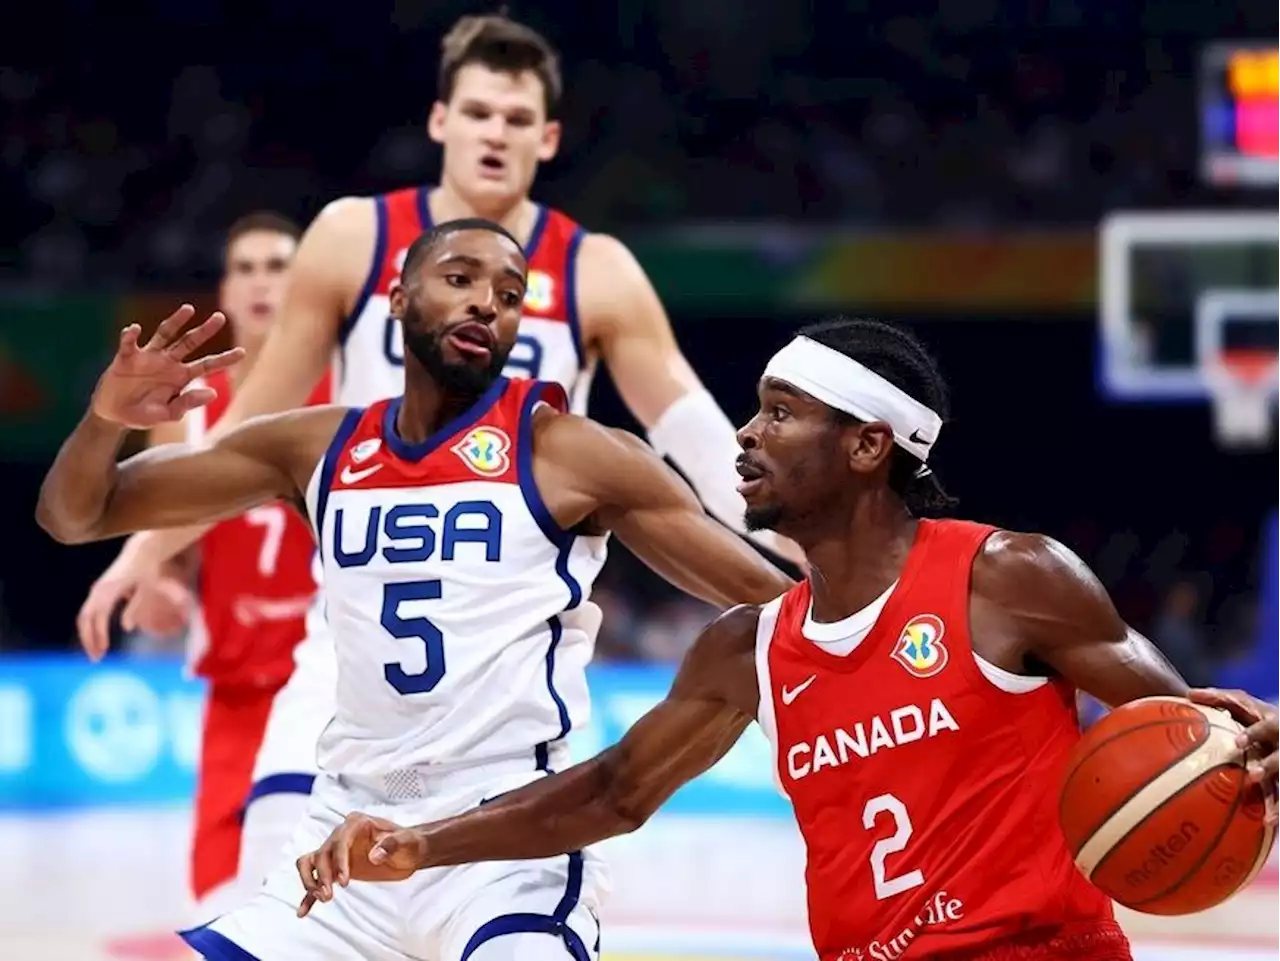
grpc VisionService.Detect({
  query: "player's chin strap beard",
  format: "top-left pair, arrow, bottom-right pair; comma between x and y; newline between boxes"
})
763,336 -> 943,477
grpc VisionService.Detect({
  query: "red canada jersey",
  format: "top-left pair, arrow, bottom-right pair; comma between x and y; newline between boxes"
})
757,519 -> 1124,961
183,367 -> 332,689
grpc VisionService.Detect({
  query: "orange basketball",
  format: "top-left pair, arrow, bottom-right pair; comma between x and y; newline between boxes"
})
1058,695 -> 1276,915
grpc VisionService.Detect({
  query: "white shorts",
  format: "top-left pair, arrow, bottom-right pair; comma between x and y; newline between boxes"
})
182,758 -> 607,961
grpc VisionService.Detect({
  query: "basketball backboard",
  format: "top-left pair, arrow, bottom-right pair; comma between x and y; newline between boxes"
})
1099,211 -> 1278,445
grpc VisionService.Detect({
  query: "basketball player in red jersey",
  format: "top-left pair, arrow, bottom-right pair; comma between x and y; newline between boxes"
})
77,212 -> 332,917
297,317 -> 1275,959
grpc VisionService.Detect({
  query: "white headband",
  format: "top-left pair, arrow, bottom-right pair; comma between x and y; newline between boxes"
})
762,336 -> 943,462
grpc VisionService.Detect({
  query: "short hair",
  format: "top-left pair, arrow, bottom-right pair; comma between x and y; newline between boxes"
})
224,211 -> 301,256
438,13 -> 563,117
798,316 -> 959,517
401,217 -> 525,281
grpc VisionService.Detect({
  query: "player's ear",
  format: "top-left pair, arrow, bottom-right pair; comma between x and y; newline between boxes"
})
536,119 -> 561,163
427,102 -> 449,145
388,281 -> 407,320
846,422 -> 895,476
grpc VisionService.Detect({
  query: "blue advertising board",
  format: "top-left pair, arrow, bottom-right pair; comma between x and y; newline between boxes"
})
0,655 -> 791,816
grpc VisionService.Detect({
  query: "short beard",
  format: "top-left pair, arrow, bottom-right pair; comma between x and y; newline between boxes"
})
403,319 -> 509,399
744,504 -> 784,532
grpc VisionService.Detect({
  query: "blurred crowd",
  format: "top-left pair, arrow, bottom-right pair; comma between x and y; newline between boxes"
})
1,0 -> 1273,288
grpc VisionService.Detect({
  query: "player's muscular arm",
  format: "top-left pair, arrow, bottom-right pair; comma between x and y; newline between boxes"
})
970,531 -> 1188,707
534,409 -> 793,607
37,407 -> 338,544
111,198 -> 374,569
296,607 -> 761,907
577,234 -> 805,568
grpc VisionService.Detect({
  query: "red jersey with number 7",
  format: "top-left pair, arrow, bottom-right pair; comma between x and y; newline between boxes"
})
183,367 -> 332,689
755,519 -> 1128,961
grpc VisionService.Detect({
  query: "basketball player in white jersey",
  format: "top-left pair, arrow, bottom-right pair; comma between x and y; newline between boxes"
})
38,219 -> 794,961
76,10 -> 802,876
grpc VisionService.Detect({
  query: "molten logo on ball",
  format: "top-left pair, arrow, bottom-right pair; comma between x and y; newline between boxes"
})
1123,820 -> 1200,890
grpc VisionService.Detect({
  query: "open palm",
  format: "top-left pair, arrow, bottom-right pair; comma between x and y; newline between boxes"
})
91,305 -> 245,430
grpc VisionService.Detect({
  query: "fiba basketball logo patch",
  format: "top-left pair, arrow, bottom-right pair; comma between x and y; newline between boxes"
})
524,270 -> 555,312
350,438 -> 381,464
451,427 -> 511,477
892,614 -> 948,678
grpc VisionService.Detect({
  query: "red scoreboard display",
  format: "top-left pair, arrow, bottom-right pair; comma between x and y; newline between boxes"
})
1200,42 -> 1279,187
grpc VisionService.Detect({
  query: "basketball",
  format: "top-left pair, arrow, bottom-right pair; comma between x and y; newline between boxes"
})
1059,696 -> 1277,916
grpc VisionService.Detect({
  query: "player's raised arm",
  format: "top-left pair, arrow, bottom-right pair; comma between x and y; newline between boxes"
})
36,308 -> 338,544
295,605 -> 761,910
535,409 -> 794,607
577,233 -> 804,568
972,531 -> 1189,707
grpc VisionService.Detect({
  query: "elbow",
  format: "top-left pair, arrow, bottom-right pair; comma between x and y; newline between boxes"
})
35,496 -> 96,545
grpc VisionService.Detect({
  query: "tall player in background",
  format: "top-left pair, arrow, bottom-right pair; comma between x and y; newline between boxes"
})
298,319 -> 1280,961
77,213 -> 332,918
77,11 -> 802,881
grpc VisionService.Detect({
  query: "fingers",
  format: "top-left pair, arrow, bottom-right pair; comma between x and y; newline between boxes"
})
296,851 -> 319,917
118,324 -> 143,354
147,305 -> 198,350
77,579 -> 135,662
186,346 -> 246,378
370,829 -> 421,870
164,312 -> 228,359
1188,688 -> 1264,726
167,386 -> 218,419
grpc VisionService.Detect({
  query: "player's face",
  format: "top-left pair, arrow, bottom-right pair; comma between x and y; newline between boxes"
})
389,229 -> 527,396
219,230 -> 296,340
428,65 -> 561,206
735,379 -> 854,534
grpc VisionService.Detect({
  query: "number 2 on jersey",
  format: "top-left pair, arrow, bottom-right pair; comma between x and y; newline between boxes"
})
380,580 -> 446,694
863,793 -> 925,900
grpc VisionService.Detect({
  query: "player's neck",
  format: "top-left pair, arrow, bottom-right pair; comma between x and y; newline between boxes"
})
394,366 -> 482,445
802,494 -> 918,622
429,182 -> 539,243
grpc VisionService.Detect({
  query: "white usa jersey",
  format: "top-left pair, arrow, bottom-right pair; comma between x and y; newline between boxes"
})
303,377 -> 607,777
336,185 -> 597,413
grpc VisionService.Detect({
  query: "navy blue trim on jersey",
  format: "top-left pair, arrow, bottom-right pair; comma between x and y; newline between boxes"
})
515,381 -> 573,552
337,196 -> 389,347
416,185 -> 433,229
523,205 -> 550,260
382,376 -> 509,463
564,227 -> 587,367
244,772 -> 316,811
179,924 -> 264,961
543,617 -> 574,739
314,408 -> 365,545
457,851 -> 591,961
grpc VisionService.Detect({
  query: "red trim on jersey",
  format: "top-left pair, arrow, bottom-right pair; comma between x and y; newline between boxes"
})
371,187 -> 431,297
522,207 -> 582,326
328,378 -> 553,492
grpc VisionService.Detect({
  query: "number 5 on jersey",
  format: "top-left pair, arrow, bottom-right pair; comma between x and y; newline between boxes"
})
864,793 -> 925,900
381,580 -> 446,694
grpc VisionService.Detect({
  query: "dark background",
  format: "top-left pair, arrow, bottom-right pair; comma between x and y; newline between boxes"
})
0,0 -> 1274,684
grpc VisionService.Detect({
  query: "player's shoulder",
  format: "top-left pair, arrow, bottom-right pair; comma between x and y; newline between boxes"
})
528,402 -> 643,458
674,604 -> 763,697
304,195 -> 379,246
972,529 -> 1110,624
973,530 -> 1088,593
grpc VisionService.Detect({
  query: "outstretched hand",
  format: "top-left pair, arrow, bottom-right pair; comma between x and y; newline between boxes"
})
295,813 -> 428,917
91,305 -> 245,430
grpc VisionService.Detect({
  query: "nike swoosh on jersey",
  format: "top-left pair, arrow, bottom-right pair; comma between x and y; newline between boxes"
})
781,674 -> 818,705
339,464 -> 384,484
